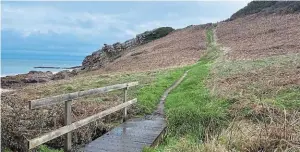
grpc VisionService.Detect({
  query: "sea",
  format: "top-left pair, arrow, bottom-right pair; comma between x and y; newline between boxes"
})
1,51 -> 85,77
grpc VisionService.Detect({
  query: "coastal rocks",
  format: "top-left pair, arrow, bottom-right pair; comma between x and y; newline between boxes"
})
1,70 -> 78,89
1,71 -> 52,88
103,43 -> 125,57
82,51 -> 107,70
22,71 -> 53,83
82,27 -> 175,70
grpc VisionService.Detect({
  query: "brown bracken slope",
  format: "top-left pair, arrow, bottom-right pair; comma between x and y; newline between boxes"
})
208,13 -> 300,151
217,14 -> 300,60
100,25 -> 207,73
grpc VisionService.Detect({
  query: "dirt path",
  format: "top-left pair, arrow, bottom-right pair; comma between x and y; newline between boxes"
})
153,70 -> 190,116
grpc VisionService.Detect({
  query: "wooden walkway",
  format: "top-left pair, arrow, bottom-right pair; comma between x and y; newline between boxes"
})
84,116 -> 165,152
84,70 -> 189,152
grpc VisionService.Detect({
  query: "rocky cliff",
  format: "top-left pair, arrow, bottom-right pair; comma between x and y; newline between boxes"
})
82,27 -> 174,70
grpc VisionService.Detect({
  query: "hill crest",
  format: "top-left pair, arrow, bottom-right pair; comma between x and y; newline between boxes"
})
230,1 -> 300,20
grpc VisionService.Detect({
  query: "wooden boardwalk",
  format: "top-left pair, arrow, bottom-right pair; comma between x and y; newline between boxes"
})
84,116 -> 166,152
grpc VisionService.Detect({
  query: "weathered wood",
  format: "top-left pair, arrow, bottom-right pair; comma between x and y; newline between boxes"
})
28,98 -> 137,150
84,117 -> 166,152
123,86 -> 128,122
64,100 -> 72,151
29,82 -> 138,109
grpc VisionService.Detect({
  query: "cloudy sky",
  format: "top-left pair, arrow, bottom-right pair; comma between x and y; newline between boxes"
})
1,1 -> 249,58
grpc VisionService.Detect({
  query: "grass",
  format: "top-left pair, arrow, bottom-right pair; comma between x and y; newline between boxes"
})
206,28 -> 300,151
2,145 -> 63,152
206,28 -> 214,45
137,67 -> 188,114
3,148 -> 12,152
143,26 -> 300,151
21,67 -> 189,102
274,86 -> 300,109
143,28 -> 231,151
165,60 -> 228,139
212,53 -> 300,78
38,145 -> 63,152
144,25 -> 300,152
165,29 -> 228,140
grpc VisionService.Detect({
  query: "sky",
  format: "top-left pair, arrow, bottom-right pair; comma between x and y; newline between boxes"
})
1,1 -> 249,62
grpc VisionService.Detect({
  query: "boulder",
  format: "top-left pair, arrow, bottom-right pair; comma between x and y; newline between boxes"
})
51,70 -> 78,80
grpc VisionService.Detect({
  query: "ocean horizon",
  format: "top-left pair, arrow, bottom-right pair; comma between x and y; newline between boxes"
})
1,52 -> 85,77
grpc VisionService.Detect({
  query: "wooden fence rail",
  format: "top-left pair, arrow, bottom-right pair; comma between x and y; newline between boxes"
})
28,82 -> 138,151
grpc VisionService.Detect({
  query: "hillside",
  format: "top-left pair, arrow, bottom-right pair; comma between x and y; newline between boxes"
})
230,1 -> 300,20
2,1 -> 300,152
82,25 -> 208,73
100,25 -> 207,73
203,3 -> 300,151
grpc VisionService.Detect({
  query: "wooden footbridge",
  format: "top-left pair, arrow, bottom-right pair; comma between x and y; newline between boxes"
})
27,81 -> 166,152
27,71 -> 188,152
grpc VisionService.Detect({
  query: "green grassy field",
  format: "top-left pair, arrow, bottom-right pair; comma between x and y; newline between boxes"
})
142,28 -> 232,152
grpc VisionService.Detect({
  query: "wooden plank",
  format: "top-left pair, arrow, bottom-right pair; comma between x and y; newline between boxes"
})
29,82 -> 138,109
28,98 -> 137,150
64,100 -> 72,151
123,87 -> 128,122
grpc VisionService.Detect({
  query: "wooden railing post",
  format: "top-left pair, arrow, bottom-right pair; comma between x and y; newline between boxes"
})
123,85 -> 128,122
64,100 -> 72,152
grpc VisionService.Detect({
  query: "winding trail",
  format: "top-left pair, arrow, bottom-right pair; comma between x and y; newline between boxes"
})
153,70 -> 190,116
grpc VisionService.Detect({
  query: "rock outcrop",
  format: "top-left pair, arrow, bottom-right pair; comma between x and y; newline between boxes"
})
1,70 -> 78,89
82,27 -> 174,70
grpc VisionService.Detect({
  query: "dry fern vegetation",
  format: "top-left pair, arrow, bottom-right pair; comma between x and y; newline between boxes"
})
203,14 -> 300,151
98,25 -> 207,73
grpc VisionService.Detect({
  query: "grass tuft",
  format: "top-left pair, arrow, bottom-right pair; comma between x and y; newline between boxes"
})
38,145 -> 63,152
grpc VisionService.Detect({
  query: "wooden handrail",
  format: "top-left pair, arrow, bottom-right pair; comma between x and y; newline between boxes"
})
28,98 -> 137,150
27,82 -> 138,151
29,81 -> 138,109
